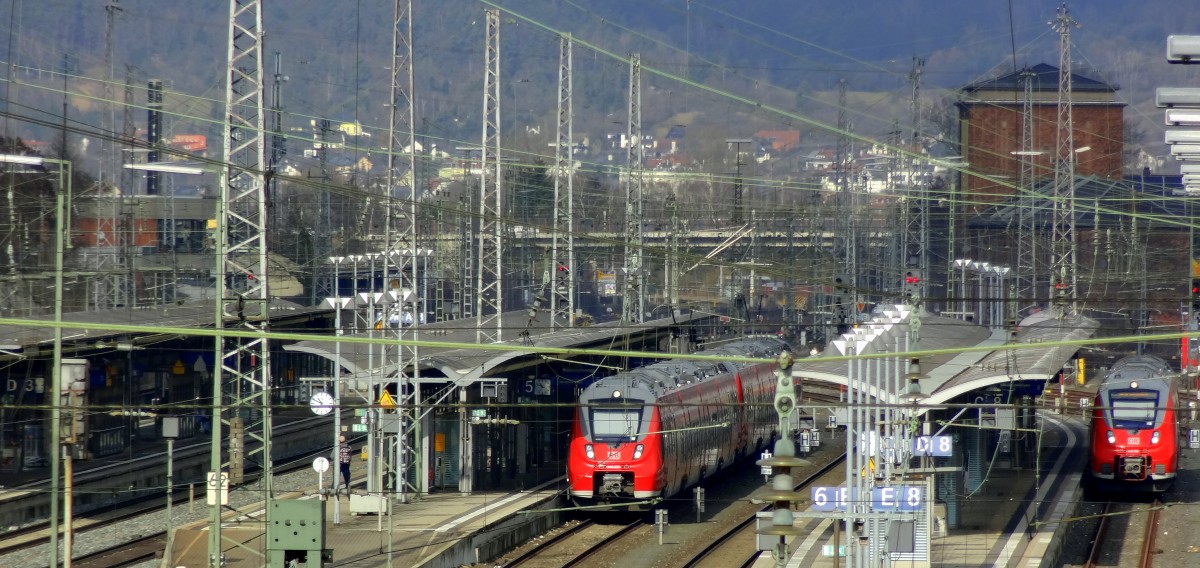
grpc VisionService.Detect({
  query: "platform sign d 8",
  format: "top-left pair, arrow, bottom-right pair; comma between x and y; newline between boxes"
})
912,435 -> 953,457
871,486 -> 924,512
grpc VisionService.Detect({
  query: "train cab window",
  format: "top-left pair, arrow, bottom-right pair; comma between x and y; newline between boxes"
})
1107,389 -> 1159,429
589,404 -> 644,442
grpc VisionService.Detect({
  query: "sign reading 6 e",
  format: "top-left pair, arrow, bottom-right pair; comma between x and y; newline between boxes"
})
811,486 -> 850,512
912,435 -> 953,457
812,486 -> 924,512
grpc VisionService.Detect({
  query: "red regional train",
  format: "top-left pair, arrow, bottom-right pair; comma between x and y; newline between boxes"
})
1086,355 -> 1180,493
567,336 -> 792,509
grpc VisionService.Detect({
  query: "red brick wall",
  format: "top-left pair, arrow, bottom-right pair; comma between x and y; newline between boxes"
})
962,103 -> 1123,206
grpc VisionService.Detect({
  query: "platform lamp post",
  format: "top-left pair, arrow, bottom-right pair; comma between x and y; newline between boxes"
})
162,415 -> 180,561
323,255 -> 351,526
0,154 -> 70,567
952,259 -> 972,321
971,262 -> 990,326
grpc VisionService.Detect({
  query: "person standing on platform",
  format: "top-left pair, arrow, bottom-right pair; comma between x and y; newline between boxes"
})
338,435 -> 352,495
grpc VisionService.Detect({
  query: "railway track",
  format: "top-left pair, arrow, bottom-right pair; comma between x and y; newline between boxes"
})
503,519 -> 642,568
679,452 -> 846,568
1140,501 -> 1162,568
1082,502 -> 1114,568
1083,499 -> 1163,568
73,533 -> 165,568
0,436 -> 331,565
502,447 -> 845,568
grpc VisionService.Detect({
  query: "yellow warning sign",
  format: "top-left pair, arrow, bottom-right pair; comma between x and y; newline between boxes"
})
860,457 -> 876,478
379,390 -> 397,408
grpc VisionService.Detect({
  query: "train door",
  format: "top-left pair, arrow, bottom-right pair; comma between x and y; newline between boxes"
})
660,396 -> 684,496
684,389 -> 702,482
697,383 -> 722,475
431,410 -> 460,490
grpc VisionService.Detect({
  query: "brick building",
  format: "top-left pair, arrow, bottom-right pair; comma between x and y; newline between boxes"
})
957,63 -> 1124,208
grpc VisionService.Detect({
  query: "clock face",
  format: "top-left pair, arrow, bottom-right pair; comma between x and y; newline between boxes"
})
309,391 -> 334,416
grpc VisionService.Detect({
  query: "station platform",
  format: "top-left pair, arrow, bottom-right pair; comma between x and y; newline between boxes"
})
776,418 -> 1086,568
167,476 -> 565,568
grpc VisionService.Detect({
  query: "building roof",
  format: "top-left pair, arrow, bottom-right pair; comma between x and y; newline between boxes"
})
0,297 -> 322,357
966,176 -> 1182,231
960,63 -> 1117,95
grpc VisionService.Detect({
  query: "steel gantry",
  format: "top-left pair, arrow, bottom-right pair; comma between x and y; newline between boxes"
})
477,9 -> 503,344
209,0 -> 272,566
621,53 -> 645,326
1050,3 -> 1081,314
384,0 -> 422,504
550,33 -> 576,328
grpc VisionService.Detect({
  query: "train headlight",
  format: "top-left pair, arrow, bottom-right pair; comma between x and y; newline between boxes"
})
633,444 -> 644,459
1152,431 -> 1161,444
1106,431 -> 1116,444
585,444 -> 595,459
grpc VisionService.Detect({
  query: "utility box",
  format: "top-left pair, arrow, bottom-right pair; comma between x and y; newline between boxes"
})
349,492 -> 390,515
266,499 -> 329,567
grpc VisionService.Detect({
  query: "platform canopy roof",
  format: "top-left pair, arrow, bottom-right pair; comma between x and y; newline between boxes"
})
792,306 -> 1098,411
284,308 -> 716,388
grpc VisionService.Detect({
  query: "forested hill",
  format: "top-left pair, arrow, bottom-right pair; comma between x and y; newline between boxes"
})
4,0 -> 1194,157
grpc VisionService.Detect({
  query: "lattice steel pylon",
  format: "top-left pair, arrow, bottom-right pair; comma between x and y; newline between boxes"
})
209,1 -> 272,565
1016,68 -> 1038,303
832,78 -> 858,319
666,193 -> 680,309
550,33 -> 576,328
383,0 -> 422,503
91,8 -> 129,311
1050,3 -> 1080,314
902,57 -> 928,300
621,53 -> 645,326
833,78 -> 849,271
476,8 -> 503,344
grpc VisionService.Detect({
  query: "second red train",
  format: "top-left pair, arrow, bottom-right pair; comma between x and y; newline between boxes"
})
1086,354 -> 1180,494
567,336 -> 792,509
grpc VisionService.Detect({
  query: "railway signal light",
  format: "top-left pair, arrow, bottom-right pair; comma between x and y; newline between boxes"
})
1191,278 -> 1200,312
756,349 -> 810,558
903,270 -> 922,304
1052,278 -> 1068,306
832,274 -> 850,321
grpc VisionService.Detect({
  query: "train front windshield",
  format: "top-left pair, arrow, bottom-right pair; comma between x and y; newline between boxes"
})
1107,390 -> 1159,429
589,403 -> 644,442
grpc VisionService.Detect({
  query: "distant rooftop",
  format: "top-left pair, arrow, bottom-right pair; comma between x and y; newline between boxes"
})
960,63 -> 1117,94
